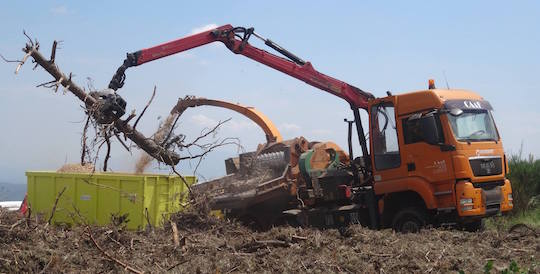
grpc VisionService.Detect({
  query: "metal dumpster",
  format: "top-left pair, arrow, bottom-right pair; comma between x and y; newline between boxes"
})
26,171 -> 196,230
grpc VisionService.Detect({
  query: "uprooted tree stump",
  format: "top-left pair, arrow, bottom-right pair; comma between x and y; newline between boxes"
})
11,37 -> 183,165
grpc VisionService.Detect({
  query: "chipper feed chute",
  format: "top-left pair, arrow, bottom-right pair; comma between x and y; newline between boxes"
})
192,138 -> 309,228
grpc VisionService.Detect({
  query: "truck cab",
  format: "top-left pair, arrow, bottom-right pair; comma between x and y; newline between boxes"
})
369,88 -> 513,231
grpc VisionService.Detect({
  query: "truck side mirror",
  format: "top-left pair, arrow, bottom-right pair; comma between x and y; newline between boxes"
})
419,115 -> 441,145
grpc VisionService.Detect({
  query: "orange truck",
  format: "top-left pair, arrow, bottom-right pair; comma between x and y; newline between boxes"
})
102,24 -> 512,232
366,87 -> 512,232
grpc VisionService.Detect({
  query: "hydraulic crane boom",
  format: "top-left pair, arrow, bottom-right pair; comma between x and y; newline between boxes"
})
108,24 -> 374,109
105,24 -> 380,228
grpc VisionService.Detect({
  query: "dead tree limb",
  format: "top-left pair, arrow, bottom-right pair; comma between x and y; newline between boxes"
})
86,226 -> 144,274
9,219 -> 24,231
0,51 -> 32,74
133,86 -> 156,131
166,259 -> 189,271
47,186 -> 67,225
103,131 -> 111,171
81,116 -> 91,165
114,133 -> 131,152
49,40 -> 58,63
170,220 -> 180,248
171,166 -> 193,196
179,118 -> 232,149
18,43 -> 181,165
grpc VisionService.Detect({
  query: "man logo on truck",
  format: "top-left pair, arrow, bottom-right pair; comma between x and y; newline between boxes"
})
480,160 -> 496,174
464,101 -> 482,109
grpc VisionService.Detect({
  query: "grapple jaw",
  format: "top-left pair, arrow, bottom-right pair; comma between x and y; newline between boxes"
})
89,89 -> 127,124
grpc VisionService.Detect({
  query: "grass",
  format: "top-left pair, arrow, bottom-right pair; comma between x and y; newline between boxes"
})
506,152 -> 540,213
486,207 -> 540,230
485,151 -> 540,230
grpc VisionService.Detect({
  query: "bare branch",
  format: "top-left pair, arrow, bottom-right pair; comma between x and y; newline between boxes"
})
0,54 -> 23,63
86,226 -> 144,274
16,51 -> 32,74
180,137 -> 241,162
114,133 -> 131,153
0,50 -> 33,74
47,186 -> 67,225
171,166 -> 193,196
22,30 -> 34,46
81,115 -> 91,165
160,112 -> 181,147
133,86 -> 156,131
179,118 -> 231,149
103,131 -> 111,171
18,42 -> 181,165
50,40 -> 58,63
36,79 -> 57,88
124,110 -> 136,124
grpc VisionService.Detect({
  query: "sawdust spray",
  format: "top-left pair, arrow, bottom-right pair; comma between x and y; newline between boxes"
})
135,113 -> 178,173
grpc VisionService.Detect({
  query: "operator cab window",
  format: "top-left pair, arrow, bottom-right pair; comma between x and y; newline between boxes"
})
371,102 -> 400,170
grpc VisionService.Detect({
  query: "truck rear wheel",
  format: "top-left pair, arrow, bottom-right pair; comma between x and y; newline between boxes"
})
392,207 -> 426,233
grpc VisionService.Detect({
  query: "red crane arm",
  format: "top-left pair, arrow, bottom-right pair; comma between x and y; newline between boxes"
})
109,24 -> 374,109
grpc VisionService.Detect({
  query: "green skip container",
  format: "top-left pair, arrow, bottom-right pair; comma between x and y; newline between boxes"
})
26,171 -> 196,230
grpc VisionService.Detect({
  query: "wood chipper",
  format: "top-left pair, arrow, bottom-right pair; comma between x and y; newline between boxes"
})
102,24 -> 513,232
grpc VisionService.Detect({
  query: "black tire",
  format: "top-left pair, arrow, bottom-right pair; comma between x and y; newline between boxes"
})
461,219 -> 485,232
391,207 -> 427,233
238,215 -> 264,231
273,215 -> 301,228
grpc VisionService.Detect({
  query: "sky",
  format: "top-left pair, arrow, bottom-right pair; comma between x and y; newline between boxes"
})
0,1 -> 539,184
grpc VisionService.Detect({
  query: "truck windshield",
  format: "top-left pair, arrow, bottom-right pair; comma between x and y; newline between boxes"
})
447,110 -> 499,142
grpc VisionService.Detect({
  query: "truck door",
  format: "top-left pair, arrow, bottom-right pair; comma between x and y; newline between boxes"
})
370,101 -> 406,182
400,112 -> 455,185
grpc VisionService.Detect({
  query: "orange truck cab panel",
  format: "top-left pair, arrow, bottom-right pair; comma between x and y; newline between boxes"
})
370,88 -> 512,224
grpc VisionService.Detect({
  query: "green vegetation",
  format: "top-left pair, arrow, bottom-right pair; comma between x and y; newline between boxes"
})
507,152 -> 540,213
482,260 -> 536,274
486,152 -> 540,229
486,207 -> 540,230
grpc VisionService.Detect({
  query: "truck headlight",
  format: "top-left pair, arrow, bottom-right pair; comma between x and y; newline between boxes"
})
460,198 -> 474,211
507,193 -> 513,206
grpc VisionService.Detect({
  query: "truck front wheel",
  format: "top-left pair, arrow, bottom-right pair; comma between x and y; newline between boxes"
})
461,219 -> 485,232
392,207 -> 426,233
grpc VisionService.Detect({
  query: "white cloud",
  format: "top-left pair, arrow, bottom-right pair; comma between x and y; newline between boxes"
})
224,120 -> 257,131
189,24 -> 218,35
191,114 -> 257,132
279,123 -> 301,132
190,114 -> 217,128
50,5 -> 68,15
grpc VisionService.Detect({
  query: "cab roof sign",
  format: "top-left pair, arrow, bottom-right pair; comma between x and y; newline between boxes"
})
444,99 -> 493,110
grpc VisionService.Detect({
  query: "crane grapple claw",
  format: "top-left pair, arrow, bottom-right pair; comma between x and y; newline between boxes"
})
89,89 -> 127,124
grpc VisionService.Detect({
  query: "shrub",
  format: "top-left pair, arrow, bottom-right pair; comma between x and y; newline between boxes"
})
507,152 -> 540,213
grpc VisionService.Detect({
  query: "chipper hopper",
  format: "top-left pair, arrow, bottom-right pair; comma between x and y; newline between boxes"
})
192,138 -> 309,228
192,137 -> 355,229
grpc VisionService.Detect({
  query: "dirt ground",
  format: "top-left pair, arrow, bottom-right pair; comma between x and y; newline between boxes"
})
0,208 -> 538,274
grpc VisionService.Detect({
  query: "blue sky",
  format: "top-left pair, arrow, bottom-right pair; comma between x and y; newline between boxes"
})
1,1 -> 539,184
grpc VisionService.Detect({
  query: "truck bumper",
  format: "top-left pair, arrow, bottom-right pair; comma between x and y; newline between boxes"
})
455,179 -> 513,218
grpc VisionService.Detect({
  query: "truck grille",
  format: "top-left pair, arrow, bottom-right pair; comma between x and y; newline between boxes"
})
469,156 -> 502,177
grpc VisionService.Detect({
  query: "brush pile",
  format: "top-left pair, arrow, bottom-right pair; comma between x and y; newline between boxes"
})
0,208 -> 538,273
